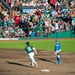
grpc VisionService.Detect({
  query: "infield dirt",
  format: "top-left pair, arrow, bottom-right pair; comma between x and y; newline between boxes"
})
0,48 -> 75,75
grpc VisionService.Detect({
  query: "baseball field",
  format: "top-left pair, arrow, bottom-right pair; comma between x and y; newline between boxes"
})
0,38 -> 75,75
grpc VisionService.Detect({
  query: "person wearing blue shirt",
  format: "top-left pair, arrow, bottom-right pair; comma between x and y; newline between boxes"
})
54,40 -> 61,64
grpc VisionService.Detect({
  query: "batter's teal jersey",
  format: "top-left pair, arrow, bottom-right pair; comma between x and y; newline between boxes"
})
25,46 -> 33,53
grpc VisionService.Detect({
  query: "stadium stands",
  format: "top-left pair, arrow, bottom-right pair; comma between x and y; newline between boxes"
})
0,0 -> 75,38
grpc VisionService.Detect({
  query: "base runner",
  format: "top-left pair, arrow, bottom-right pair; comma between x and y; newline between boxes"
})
24,42 -> 38,67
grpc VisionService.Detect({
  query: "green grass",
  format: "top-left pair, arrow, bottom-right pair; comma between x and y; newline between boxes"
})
0,39 -> 75,52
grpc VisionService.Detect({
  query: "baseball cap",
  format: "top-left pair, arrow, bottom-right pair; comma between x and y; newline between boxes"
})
26,42 -> 30,45
55,40 -> 59,42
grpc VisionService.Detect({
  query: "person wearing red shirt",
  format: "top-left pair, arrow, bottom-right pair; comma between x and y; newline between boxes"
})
14,13 -> 20,27
36,8 -> 43,17
49,0 -> 57,5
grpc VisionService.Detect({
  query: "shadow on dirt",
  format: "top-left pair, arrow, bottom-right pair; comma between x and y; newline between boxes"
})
6,61 -> 33,68
37,58 -> 55,63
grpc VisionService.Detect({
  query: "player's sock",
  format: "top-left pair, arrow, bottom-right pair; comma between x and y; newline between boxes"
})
58,56 -> 61,64
56,55 -> 61,64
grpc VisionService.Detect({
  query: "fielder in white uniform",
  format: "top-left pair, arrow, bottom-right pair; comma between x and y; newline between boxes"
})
24,42 -> 38,67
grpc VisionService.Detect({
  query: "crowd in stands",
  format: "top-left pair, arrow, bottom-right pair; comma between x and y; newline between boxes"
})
0,0 -> 75,38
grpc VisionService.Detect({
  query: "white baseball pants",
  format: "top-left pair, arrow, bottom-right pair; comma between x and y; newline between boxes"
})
28,52 -> 37,66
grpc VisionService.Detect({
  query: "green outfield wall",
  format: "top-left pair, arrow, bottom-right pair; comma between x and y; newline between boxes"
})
18,31 -> 75,40
50,31 -> 72,38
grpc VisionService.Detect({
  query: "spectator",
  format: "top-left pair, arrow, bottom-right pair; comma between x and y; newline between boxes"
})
71,18 -> 75,31
35,25 -> 43,36
70,0 -> 75,8
29,30 -> 35,37
14,13 -> 20,27
2,18 -> 7,29
0,18 -> 2,28
7,17 -> 13,27
55,1 -> 61,10
54,20 -> 60,32
36,8 -> 43,17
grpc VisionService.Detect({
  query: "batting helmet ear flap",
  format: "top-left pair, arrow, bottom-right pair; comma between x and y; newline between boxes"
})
26,42 -> 30,45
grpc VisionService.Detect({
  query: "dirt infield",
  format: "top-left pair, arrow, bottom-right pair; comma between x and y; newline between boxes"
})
0,49 -> 75,75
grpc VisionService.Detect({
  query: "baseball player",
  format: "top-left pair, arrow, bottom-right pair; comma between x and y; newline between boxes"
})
24,42 -> 38,67
54,40 -> 61,64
